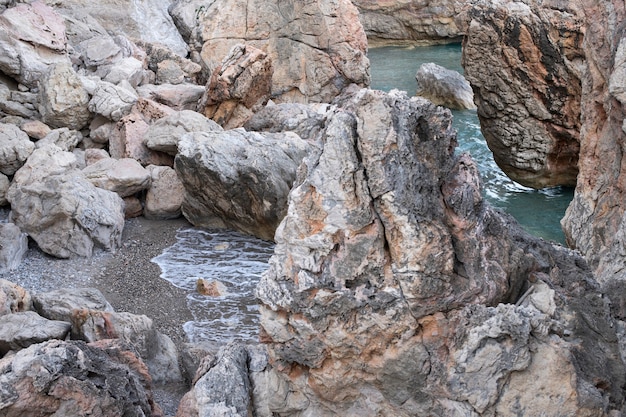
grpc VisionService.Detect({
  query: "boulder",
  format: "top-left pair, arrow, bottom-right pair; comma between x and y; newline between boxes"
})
0,339 -> 162,416
156,59 -> 185,85
144,165 -> 184,220
415,62 -> 476,110
137,83 -> 205,111
0,172 -> 7,205
82,157 -> 151,198
0,311 -> 71,356
0,123 -> 34,176
175,129 -> 310,241
87,80 -> 138,122
37,61 -> 92,130
351,0 -> 464,45
253,87 -> 625,415
132,40 -> 201,84
0,2 -> 70,88
35,127 -> 82,151
45,0 -> 188,57
0,223 -> 27,274
457,0 -> 583,188
0,87 -> 38,119
20,120 -> 51,140
32,287 -> 114,322
71,310 -> 183,384
102,57 -> 148,88
195,0 -> 369,103
243,101 -> 330,141
0,279 -> 31,316
7,145 -> 125,258
145,109 -> 222,155
201,44 -> 273,128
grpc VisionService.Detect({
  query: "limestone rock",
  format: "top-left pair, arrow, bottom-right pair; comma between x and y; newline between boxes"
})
253,87 -> 625,415
244,101 -> 330,141
46,0 -> 188,57
457,0 -> 583,188
88,80 -> 138,122
175,129 -> 310,241
201,44 -> 273,128
0,339 -> 161,416
0,223 -> 27,274
37,61 -> 91,130
32,288 -> 114,322
145,109 -> 222,156
35,127 -> 83,151
0,2 -> 70,88
352,0 -> 464,45
102,56 -> 148,88
0,172 -> 7,205
83,157 -> 151,197
137,83 -> 205,111
20,120 -> 51,140
156,59 -> 185,85
144,165 -> 184,220
7,145 -> 125,258
0,123 -> 34,176
415,62 -> 476,110
0,311 -> 71,356
0,279 -> 31,316
195,0 -> 369,103
72,310 -> 183,384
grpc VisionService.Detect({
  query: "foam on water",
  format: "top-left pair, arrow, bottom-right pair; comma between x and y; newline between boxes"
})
151,228 -> 274,343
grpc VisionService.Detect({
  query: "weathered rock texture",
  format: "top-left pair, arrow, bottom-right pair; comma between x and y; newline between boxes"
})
351,0 -> 464,45
0,223 -> 28,273
458,0 -> 584,188
193,0 -> 370,103
415,62 -> 476,110
175,129 -> 311,241
253,87 -> 625,415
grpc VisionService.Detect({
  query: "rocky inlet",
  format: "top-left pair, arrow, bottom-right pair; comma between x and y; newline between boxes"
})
0,0 -> 625,416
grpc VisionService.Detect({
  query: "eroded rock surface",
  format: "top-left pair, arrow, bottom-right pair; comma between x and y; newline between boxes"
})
415,62 -> 476,110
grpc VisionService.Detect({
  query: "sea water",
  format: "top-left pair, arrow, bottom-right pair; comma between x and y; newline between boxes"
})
154,43 -> 573,344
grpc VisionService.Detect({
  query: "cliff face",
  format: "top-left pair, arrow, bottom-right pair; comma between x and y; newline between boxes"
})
458,0 -> 626,319
458,0 -> 583,189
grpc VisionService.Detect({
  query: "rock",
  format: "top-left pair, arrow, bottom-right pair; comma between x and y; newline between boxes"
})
457,0 -> 583,188
352,0 -> 464,45
124,195 -> 143,219
88,80 -> 138,122
109,105 -> 175,166
0,87 -> 38,119
0,172 -> 8,205
244,101 -> 330,141
37,61 -> 92,130
20,120 -> 50,140
0,223 -> 27,274
195,279 -> 228,297
145,109 -> 222,156
415,62 -> 476,110
156,59 -> 185,85
176,342 -> 253,417
195,0 -> 369,103
0,123 -> 34,176
35,127 -> 83,151
71,310 -> 183,384
32,287 -> 114,322
137,83 -> 205,111
254,87 -> 625,415
0,279 -> 31,316
133,40 -> 202,83
144,165 -> 184,220
201,44 -> 273,128
0,339 -> 162,416
0,2 -> 70,88
47,0 -> 188,57
75,35 -> 124,70
7,145 -> 125,258
175,129 -> 310,241
84,148 -> 110,165
102,57 -> 148,88
0,311 -> 71,356
168,0 -> 204,44
82,157 -> 151,198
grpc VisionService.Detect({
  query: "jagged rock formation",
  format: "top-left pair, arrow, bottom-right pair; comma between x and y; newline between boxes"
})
457,0 -> 583,189
253,87 -> 625,415
351,0 -> 464,45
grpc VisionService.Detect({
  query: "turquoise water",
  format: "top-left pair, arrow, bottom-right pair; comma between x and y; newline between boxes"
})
368,44 -> 573,244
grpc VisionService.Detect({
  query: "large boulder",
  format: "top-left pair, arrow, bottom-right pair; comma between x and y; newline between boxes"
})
0,223 -> 28,274
87,80 -> 138,122
194,0 -> 370,103
175,129 -> 311,241
0,339 -> 162,417
32,287 -> 114,322
0,311 -> 71,356
415,62 -> 476,110
7,145 -> 125,258
0,2 -> 70,88
0,123 -> 34,176
82,157 -> 151,198
457,0 -> 583,188
144,165 -> 184,220
351,0 -> 465,45
252,87 -> 625,415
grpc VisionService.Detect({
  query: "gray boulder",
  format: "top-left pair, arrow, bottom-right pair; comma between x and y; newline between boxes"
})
175,129 -> 310,241
32,287 -> 114,322
415,62 -> 476,110
0,279 -> 31,316
0,123 -> 34,176
0,223 -> 27,274
82,157 -> 151,198
0,311 -> 71,356
0,172 -> 9,205
88,80 -> 138,122
145,109 -> 222,155
35,127 -> 83,151
7,145 -> 125,258
244,101 -> 330,141
144,165 -> 184,220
